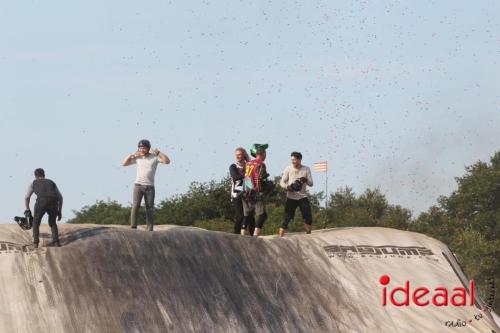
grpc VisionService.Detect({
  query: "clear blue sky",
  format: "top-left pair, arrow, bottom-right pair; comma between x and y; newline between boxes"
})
1,1 -> 499,222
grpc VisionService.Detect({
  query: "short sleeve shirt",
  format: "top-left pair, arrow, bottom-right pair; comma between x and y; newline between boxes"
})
130,153 -> 161,186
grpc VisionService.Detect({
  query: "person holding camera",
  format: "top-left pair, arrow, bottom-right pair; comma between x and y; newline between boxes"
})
24,168 -> 63,247
278,152 -> 313,237
122,139 -> 170,231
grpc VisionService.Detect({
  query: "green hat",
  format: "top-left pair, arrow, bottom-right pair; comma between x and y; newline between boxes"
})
250,143 -> 269,157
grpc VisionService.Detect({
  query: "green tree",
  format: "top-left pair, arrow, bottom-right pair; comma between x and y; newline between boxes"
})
323,187 -> 412,229
412,151 -> 500,310
154,178 -> 233,226
68,200 -> 132,225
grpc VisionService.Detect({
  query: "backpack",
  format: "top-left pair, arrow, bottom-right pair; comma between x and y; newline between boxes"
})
243,159 -> 264,196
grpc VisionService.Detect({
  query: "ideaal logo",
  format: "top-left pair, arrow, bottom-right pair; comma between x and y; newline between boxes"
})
378,275 -> 495,330
323,244 -> 437,261
0,241 -> 34,254
379,274 -> 474,307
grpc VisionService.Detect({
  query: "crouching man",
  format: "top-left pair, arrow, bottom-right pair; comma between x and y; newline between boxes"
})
25,168 -> 63,247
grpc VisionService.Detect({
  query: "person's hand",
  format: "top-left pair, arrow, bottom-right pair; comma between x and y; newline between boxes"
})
132,151 -> 141,158
151,148 -> 160,156
57,211 -> 62,221
299,177 -> 308,184
286,185 -> 293,192
24,209 -> 32,218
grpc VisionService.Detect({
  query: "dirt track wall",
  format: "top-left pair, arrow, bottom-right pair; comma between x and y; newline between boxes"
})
0,225 -> 497,333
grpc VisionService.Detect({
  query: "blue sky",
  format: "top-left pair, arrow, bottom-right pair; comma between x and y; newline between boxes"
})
1,1 -> 499,222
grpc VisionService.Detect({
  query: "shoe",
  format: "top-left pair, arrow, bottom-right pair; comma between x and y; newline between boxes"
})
33,243 -> 39,248
131,226 -> 137,229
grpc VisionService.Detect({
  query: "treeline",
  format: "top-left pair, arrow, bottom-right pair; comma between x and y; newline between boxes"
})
68,152 -> 500,310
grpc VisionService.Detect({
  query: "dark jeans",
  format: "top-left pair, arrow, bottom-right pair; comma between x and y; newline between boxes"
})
233,198 -> 255,235
131,184 -> 155,231
33,198 -> 59,244
281,197 -> 312,229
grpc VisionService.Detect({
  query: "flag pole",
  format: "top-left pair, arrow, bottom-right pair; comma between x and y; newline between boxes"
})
325,168 -> 328,209
324,169 -> 328,229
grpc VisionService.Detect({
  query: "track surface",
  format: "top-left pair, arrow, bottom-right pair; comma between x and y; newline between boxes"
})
0,224 -> 498,332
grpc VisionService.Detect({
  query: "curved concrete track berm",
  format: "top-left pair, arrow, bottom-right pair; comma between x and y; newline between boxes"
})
0,224 -> 498,332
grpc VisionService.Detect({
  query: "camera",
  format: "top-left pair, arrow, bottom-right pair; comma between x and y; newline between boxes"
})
289,177 -> 307,192
14,216 -> 32,230
13,210 -> 33,230
261,179 -> 275,195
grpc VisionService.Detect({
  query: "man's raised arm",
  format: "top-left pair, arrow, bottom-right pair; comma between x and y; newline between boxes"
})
151,148 -> 170,164
122,152 -> 138,166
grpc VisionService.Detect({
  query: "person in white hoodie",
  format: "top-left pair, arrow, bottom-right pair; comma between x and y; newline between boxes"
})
278,151 -> 313,237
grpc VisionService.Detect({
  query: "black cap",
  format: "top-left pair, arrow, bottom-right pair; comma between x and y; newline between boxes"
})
138,139 -> 151,149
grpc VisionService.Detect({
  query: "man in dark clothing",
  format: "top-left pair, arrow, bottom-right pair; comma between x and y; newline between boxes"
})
25,168 -> 63,247
229,147 -> 255,235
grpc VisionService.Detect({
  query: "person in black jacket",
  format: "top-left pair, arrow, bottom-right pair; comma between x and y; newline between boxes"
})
25,168 -> 63,247
229,147 -> 255,235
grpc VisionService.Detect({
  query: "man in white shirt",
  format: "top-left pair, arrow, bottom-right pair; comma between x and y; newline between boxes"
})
279,152 -> 313,237
122,139 -> 170,231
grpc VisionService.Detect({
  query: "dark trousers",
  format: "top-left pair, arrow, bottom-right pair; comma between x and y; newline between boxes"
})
131,184 -> 155,231
233,198 -> 255,235
33,198 -> 59,244
281,197 -> 313,229
248,212 -> 266,229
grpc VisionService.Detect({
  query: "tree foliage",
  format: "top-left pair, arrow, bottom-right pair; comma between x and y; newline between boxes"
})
410,151 -> 500,310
